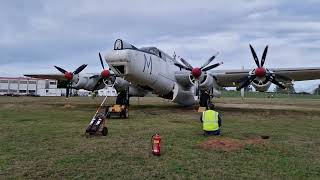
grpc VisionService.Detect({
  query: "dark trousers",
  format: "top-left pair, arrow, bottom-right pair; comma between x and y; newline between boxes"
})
204,129 -> 220,136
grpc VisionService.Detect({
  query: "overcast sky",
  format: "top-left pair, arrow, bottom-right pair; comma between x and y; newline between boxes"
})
1,0 -> 320,92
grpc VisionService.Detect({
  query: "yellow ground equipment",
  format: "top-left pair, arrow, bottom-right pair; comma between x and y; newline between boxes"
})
105,104 -> 129,119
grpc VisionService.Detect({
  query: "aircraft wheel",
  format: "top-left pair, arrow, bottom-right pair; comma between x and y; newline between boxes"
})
101,127 -> 108,136
106,113 -> 111,118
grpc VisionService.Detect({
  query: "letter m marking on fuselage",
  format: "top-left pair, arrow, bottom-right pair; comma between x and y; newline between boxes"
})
143,54 -> 152,74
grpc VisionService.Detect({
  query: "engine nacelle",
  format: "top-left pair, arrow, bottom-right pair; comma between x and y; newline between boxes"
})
198,74 -> 221,97
172,83 -> 196,106
73,75 -> 96,90
251,80 -> 272,92
199,74 -> 213,90
174,71 -> 194,90
129,85 -> 147,97
113,77 -> 130,92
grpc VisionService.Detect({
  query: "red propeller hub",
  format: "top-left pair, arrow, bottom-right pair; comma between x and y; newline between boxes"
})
191,67 -> 202,79
255,67 -> 266,77
101,69 -> 110,78
64,72 -> 73,81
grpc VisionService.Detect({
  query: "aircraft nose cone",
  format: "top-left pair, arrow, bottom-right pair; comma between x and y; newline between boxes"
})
255,67 -> 266,77
101,70 -> 110,78
192,68 -> 202,79
64,72 -> 73,81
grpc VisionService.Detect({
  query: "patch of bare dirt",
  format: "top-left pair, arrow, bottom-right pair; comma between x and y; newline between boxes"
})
199,136 -> 269,151
200,137 -> 244,151
63,104 -> 76,108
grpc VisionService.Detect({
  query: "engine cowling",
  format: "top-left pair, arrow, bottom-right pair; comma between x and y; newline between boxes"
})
199,74 -> 213,90
175,71 -> 194,90
251,79 -> 272,92
73,75 -> 90,89
198,74 -> 221,97
172,83 -> 196,106
113,77 -> 130,91
128,85 -> 147,97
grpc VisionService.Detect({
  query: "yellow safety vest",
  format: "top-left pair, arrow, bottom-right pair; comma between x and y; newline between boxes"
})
202,110 -> 219,131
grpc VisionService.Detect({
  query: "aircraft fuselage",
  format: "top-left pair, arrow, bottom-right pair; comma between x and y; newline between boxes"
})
106,46 -> 179,98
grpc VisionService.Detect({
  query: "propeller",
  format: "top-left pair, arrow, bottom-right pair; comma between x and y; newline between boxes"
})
174,53 -> 223,79
236,45 -> 287,91
173,53 -> 223,98
90,52 -> 112,90
54,64 -> 87,97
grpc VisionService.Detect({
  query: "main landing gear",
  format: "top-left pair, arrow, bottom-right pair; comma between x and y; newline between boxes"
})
116,88 -> 130,106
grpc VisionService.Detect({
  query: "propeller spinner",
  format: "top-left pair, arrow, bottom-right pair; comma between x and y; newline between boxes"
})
90,52 -> 113,90
54,64 -> 87,97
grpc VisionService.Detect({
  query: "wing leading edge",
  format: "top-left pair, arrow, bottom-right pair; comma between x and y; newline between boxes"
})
24,74 -> 67,81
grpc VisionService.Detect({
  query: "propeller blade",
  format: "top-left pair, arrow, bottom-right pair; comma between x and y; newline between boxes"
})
73,64 -> 87,74
260,45 -> 268,67
99,52 -> 105,69
54,66 -> 67,74
174,63 -> 192,71
180,58 -> 193,69
201,62 -> 223,71
236,75 -> 256,91
194,80 -> 199,96
271,78 -> 286,89
200,52 -> 219,69
249,44 -> 260,67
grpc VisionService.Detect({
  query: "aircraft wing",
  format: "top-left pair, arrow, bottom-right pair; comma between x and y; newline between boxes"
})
213,67 -> 320,87
24,74 -> 67,81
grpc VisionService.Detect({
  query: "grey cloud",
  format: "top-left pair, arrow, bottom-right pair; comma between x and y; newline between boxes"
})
0,0 -> 319,91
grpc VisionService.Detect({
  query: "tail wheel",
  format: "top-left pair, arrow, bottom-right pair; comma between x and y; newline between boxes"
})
101,127 -> 108,136
121,109 -> 128,119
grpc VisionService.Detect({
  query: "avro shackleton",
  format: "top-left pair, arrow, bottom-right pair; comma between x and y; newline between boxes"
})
26,39 -> 320,106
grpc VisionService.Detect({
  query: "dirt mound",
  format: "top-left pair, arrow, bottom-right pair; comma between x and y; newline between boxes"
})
199,136 -> 269,151
63,104 -> 75,108
200,137 -> 243,151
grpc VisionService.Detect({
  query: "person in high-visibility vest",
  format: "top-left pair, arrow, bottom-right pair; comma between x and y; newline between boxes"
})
200,103 -> 222,136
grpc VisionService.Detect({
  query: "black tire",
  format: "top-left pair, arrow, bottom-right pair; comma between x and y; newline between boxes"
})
120,111 -> 125,119
101,127 -> 108,136
122,110 -> 128,119
106,113 -> 111,119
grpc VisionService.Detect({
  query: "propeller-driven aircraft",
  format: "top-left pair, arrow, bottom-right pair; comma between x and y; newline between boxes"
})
25,39 -> 320,106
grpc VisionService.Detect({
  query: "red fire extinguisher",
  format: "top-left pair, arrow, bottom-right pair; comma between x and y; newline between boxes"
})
151,134 -> 161,156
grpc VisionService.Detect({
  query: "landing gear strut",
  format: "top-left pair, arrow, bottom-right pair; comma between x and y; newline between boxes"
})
116,87 -> 130,105
199,89 -> 213,109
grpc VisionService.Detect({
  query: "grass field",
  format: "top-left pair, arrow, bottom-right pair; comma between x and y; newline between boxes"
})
0,96 -> 320,179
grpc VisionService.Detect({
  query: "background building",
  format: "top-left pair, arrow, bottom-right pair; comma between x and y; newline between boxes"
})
0,77 -> 61,96
0,76 -> 118,97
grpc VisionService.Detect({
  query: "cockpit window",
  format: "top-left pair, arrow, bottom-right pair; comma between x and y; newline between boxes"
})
114,39 -> 138,50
